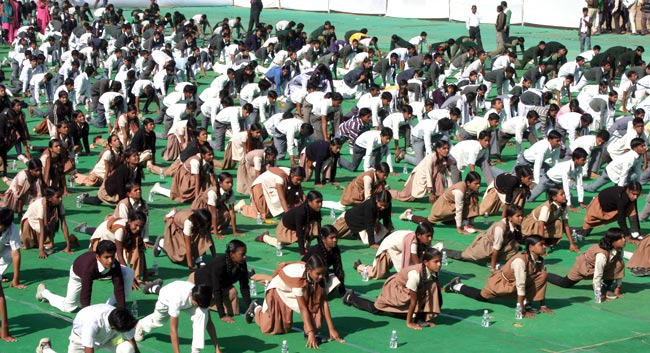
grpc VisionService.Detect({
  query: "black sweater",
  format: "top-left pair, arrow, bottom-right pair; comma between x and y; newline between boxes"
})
305,140 -> 339,185
344,196 -> 392,246
193,255 -> 251,318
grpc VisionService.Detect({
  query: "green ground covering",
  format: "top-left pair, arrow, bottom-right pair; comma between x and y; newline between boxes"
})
1,5 -> 650,353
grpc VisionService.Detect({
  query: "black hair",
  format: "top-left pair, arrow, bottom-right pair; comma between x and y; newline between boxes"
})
465,171 -> 481,184
547,130 -> 561,140
599,228 -> 624,251
596,129 -> 610,142
523,234 -> 544,254
0,208 -> 14,228
108,308 -> 137,332
437,118 -> 454,132
375,162 -> 391,174
96,239 -> 117,255
571,147 -> 588,160
191,284 -> 213,308
630,137 -> 646,149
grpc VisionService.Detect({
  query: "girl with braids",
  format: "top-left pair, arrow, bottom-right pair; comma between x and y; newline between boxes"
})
87,211 -> 148,287
113,104 -> 140,149
21,187 -> 75,258
245,255 -> 345,348
149,127 -> 209,177
401,171 -> 481,235
52,121 -> 77,175
333,189 -> 394,249
74,134 -> 122,187
154,208 -> 216,271
445,205 -> 523,273
547,228 -> 626,301
162,115 -> 197,161
167,143 -> 215,203
218,122 -> 263,170
237,166 -> 306,220
40,139 -> 68,195
304,225 -> 347,297
444,235 -> 554,317
300,137 -> 342,186
391,140 -> 451,202
190,239 -> 251,323
236,145 -> 277,195
80,148 -> 144,206
256,190 -> 322,256
521,187 -> 578,251
479,165 -> 533,218
339,162 -> 389,206
191,172 -> 243,238
353,222 -> 434,280
1,159 -> 45,217
343,248 -> 443,330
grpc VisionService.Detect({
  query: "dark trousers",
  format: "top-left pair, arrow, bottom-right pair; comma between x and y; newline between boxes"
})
468,26 -> 483,51
459,284 -> 488,302
339,144 -> 387,172
247,6 -> 263,33
345,292 -> 381,314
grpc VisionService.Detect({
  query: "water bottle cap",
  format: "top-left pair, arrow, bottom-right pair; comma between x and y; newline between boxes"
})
484,309 -> 488,313
282,340 -> 287,344
392,330 -> 396,334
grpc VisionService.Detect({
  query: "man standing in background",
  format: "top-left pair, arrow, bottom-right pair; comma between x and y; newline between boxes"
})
248,0 -> 264,34
495,5 -> 506,54
501,1 -> 512,37
467,5 -> 483,51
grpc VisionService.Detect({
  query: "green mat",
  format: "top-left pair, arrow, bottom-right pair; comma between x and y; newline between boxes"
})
1,5 -> 650,353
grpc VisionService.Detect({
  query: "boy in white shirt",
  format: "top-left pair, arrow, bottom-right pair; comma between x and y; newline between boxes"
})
568,129 -> 610,178
449,130 -> 493,183
585,137 -> 646,192
384,105 -> 414,161
516,130 -> 562,184
528,148 -> 587,210
339,128 -> 394,172
497,110 -> 539,157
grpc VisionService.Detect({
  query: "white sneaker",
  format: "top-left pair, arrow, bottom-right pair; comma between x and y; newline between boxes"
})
151,182 -> 161,195
36,337 -> 52,353
36,283 -> 46,302
234,199 -> 246,213
399,209 -> 412,221
134,324 -> 145,342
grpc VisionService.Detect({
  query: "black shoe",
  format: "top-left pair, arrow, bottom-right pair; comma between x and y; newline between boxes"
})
342,289 -> 354,306
352,259 -> 361,270
248,268 -> 256,279
152,236 -> 163,257
630,267 -> 650,277
80,192 -> 89,203
444,277 -> 461,293
245,300 -> 259,324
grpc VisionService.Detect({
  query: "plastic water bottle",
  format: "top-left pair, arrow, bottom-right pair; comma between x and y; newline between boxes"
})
594,287 -> 602,303
148,190 -> 154,203
75,195 -> 82,208
515,303 -> 523,320
151,261 -> 159,276
389,330 -> 398,349
68,175 -> 74,188
11,160 -> 16,170
131,301 -> 138,318
483,212 -> 489,225
275,243 -> 283,257
74,153 -> 79,165
281,340 -> 289,353
264,280 -> 270,292
481,309 -> 490,327
159,169 -> 164,180
571,229 -> 578,243
330,208 -> 336,219
256,212 -> 263,225
362,267 -> 369,282
249,279 -> 257,296
441,251 -> 448,266
402,165 -> 408,174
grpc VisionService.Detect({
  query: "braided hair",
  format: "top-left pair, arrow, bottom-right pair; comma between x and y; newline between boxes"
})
414,222 -> 434,262
225,239 -> 246,274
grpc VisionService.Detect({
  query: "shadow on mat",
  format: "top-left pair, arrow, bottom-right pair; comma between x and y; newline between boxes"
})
218,335 -> 278,352
10,313 -> 71,337
335,316 -> 389,333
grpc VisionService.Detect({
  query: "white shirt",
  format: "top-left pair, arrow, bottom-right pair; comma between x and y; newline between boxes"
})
131,79 -> 153,97
72,304 -> 134,348
500,116 -> 530,145
450,140 -> 487,170
355,130 -> 393,172
523,139 -> 560,183
74,72 -> 90,105
215,106 -> 245,134
557,112 -> 588,145
466,11 -> 481,28
251,96 -> 275,123
0,224 -> 21,254
387,48 -> 409,63
382,113 -> 411,141
262,112 -> 285,138
239,83 -> 260,103
411,119 -> 441,155
546,160 -> 584,206
157,281 -> 197,317
605,149 -> 642,186
276,118 -> 304,156
570,135 -> 598,157
311,98 -> 337,117
357,95 -> 387,127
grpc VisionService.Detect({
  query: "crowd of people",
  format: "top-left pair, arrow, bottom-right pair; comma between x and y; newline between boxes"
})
0,0 -> 650,351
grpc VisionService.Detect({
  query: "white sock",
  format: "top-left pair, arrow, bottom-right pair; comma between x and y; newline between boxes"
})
79,225 -> 87,233
407,214 -> 413,221
148,285 -> 161,294
453,283 -> 463,292
158,238 -> 164,248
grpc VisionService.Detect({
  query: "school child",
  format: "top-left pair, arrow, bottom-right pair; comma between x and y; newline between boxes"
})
527,148 -> 587,210
304,225 -> 347,297
0,208 -> 23,289
153,208 -> 215,270
353,222 -> 434,280
256,190 -> 322,256
235,166 -> 306,220
479,165 -> 533,218
217,122 -> 263,170
236,146 -> 277,195
300,138 -> 342,186
574,182 -> 643,241
444,235 -> 553,318
189,239 -> 251,322
515,130 -> 562,185
401,172 -> 481,235
333,190 -> 394,249
135,282 -> 222,353
161,116 -> 197,162
36,240 -> 135,313
74,134 -> 122,187
521,188 -> 578,251
66,304 -> 139,353
340,163 -> 389,206
192,172 -> 243,238
79,148 -> 144,206
445,205 -> 523,272
245,256 -> 345,349
166,144 -> 214,203
391,140 -> 451,202
40,139 -> 68,194
21,187 -> 75,258
626,235 -> 650,277
584,137 -> 645,193
1,159 -> 44,217
343,248 -> 443,330
547,228 -> 626,301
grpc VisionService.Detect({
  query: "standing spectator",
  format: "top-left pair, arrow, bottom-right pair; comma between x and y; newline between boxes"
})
642,0 -> 650,35
466,5 -> 483,51
495,6 -> 506,53
35,0 -> 50,35
247,0 -> 263,34
502,1 -> 512,37
579,7 -> 592,53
